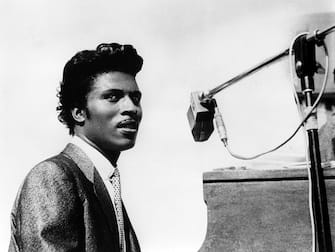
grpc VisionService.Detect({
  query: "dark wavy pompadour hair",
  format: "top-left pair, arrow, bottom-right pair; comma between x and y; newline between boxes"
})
56,43 -> 143,135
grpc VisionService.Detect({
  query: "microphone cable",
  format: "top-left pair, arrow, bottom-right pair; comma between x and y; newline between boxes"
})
216,32 -> 329,163
214,31 -> 330,252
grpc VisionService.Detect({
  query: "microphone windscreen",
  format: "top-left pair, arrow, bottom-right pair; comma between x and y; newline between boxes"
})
187,92 -> 214,142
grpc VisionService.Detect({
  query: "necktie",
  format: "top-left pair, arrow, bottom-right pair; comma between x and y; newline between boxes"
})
109,168 -> 126,251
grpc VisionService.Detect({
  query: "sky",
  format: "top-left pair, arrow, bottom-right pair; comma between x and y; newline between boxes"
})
1,0 -> 335,251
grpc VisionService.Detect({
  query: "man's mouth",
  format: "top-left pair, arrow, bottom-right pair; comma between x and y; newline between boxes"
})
117,119 -> 139,133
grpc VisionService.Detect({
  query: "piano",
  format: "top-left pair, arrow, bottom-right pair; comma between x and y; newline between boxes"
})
198,167 -> 335,251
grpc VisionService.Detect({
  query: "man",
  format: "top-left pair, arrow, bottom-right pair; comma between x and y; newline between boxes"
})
9,43 -> 143,251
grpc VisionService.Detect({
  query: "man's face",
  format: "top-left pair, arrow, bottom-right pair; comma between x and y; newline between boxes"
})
82,71 -> 142,152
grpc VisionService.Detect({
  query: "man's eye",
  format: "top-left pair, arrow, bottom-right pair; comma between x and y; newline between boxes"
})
105,91 -> 123,102
130,92 -> 142,105
106,95 -> 119,102
131,96 -> 141,105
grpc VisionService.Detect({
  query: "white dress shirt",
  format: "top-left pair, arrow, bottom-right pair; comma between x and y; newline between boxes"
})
71,136 -> 117,199
70,136 -> 127,251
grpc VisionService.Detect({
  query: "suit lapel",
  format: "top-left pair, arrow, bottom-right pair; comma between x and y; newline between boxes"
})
61,143 -> 120,247
123,202 -> 141,252
93,168 -> 120,246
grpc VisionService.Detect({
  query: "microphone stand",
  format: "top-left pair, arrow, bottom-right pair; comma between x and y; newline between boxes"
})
201,25 -> 335,99
198,25 -> 335,251
293,34 -> 332,252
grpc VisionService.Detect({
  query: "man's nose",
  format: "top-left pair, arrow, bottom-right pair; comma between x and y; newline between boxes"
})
121,95 -> 141,115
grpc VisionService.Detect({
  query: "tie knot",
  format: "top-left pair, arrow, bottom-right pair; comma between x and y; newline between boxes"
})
109,168 -> 121,191
109,168 -> 120,180
113,167 -> 120,177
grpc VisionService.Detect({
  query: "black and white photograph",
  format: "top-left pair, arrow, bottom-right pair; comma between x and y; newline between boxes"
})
1,0 -> 335,251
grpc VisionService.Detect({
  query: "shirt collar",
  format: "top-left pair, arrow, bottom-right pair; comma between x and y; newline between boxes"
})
70,135 -> 116,180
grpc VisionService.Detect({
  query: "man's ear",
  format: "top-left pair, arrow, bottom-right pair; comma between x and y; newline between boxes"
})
71,107 -> 86,123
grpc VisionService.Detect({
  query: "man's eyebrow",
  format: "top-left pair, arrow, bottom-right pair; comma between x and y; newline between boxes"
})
102,89 -> 124,94
101,89 -> 141,95
100,89 -> 124,97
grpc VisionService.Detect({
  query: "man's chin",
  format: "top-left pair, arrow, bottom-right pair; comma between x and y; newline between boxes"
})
100,135 -> 137,153
113,138 -> 137,151
120,142 -> 136,151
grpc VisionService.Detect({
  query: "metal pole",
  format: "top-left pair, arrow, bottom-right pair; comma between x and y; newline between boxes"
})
202,25 -> 335,99
204,49 -> 289,97
294,35 -> 332,252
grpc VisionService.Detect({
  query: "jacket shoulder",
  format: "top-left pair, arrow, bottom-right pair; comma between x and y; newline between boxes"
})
9,154 -> 87,251
26,153 -> 81,184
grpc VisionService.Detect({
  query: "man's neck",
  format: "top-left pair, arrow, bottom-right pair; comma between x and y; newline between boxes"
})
75,134 -> 120,167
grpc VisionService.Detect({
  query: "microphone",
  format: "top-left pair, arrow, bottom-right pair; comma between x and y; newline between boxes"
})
187,91 -> 215,142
